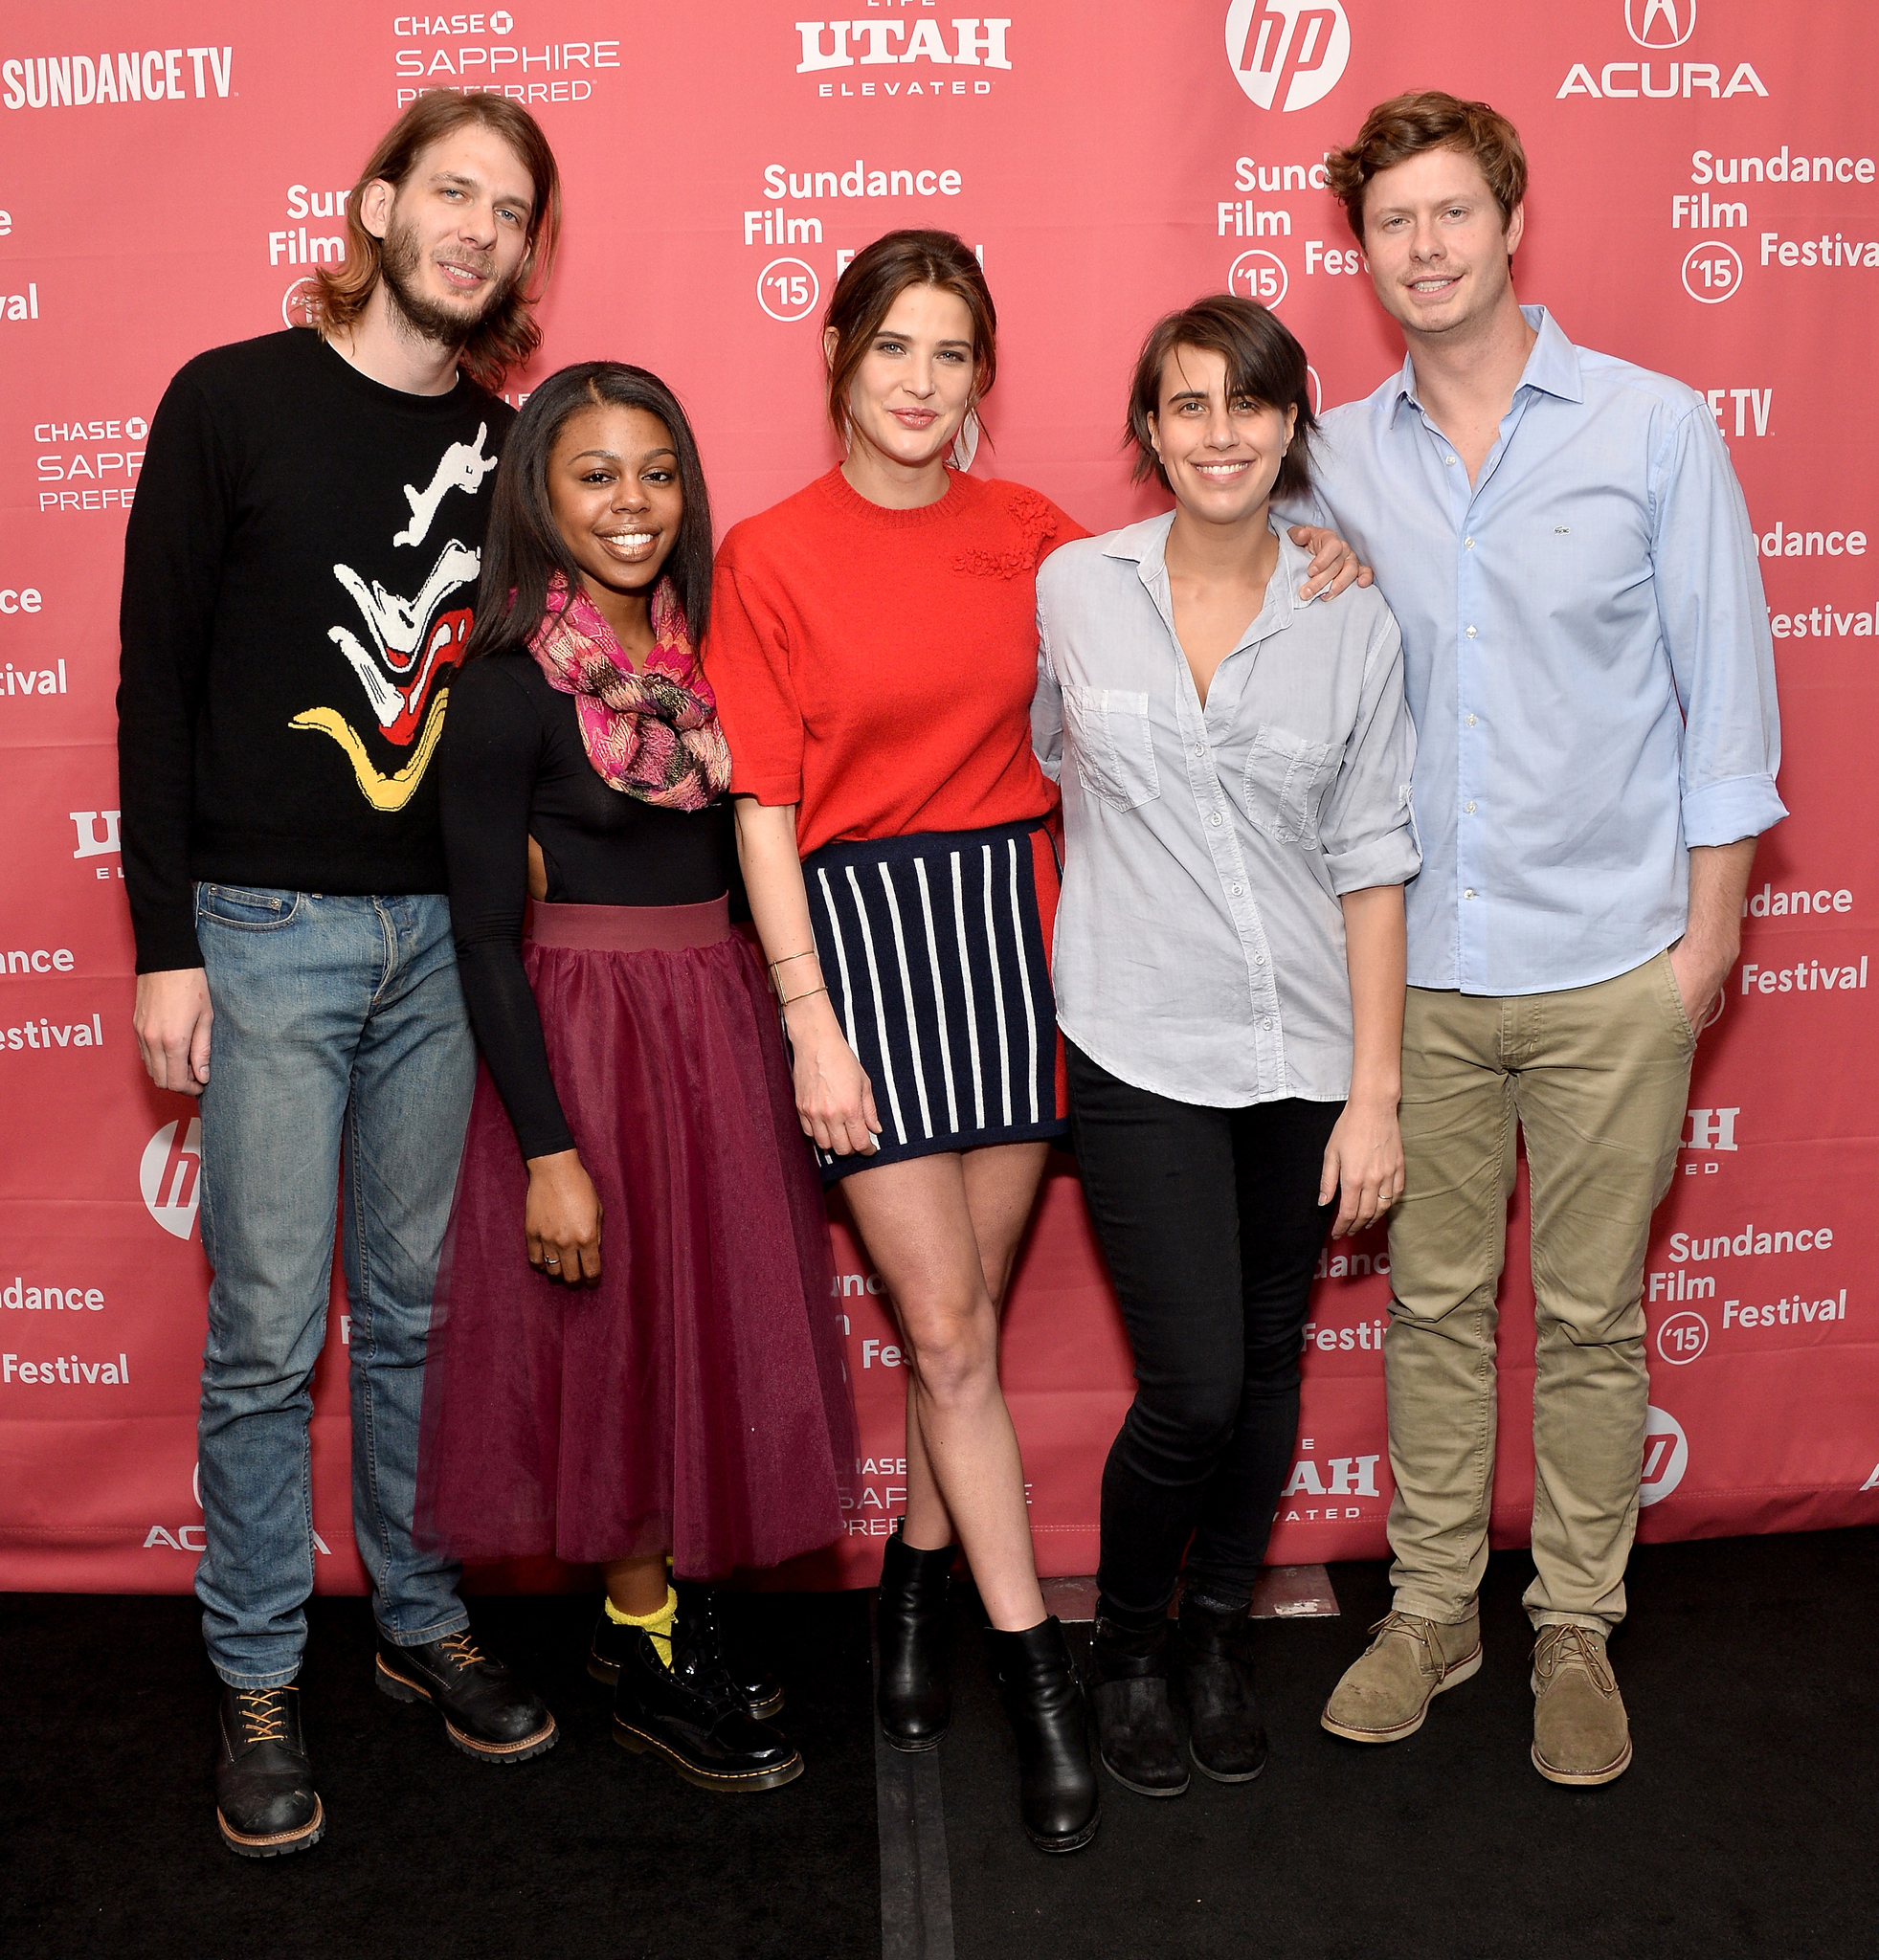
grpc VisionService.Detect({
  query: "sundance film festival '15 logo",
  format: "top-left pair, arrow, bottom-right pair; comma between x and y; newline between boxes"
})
141,1117 -> 202,1240
1224,1 -> 1349,114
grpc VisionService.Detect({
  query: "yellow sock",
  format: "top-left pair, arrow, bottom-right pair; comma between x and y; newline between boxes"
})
605,1584 -> 678,1668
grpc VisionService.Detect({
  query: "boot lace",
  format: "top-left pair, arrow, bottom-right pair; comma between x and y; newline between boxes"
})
235,1688 -> 290,1744
439,1632 -> 487,1672
1367,1611 -> 1459,1682
1534,1624 -> 1616,1696
672,1589 -> 742,1707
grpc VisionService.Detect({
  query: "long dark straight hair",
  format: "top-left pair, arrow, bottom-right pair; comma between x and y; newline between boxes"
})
462,361 -> 714,665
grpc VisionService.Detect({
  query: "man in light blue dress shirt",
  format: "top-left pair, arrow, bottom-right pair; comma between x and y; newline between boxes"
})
1292,93 -> 1784,1786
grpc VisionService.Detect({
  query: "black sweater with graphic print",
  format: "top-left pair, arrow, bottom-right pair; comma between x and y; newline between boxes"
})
118,328 -> 514,972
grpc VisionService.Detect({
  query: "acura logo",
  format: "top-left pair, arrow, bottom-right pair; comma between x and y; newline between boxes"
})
1626,0 -> 1696,48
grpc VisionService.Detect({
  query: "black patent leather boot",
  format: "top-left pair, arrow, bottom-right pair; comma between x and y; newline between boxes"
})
612,1616 -> 802,1793
875,1523 -> 954,1750
1088,1615 -> 1189,1797
1176,1594 -> 1268,1783
591,1584 -> 784,1720
983,1616 -> 1100,1854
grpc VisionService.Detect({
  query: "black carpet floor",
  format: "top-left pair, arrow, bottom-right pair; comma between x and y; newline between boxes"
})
0,1587 -> 879,1960
5,1528 -> 1874,1959
942,1527 -> 1879,1960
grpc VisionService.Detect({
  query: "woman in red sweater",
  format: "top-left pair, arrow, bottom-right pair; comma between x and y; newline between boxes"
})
708,231 -> 1098,1854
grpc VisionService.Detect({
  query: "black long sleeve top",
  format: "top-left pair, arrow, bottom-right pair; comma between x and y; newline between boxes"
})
439,651 -> 735,1159
117,327 -> 512,971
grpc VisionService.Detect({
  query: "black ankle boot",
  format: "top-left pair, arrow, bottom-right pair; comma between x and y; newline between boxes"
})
1176,1594 -> 1268,1783
612,1614 -> 802,1793
875,1523 -> 954,1750
983,1616 -> 1100,1854
213,1683 -> 324,1859
591,1584 -> 784,1720
1088,1615 -> 1189,1798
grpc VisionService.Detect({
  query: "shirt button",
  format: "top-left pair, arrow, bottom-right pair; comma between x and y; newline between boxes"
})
1193,743 -> 1207,758
1209,813 -> 1223,827
1231,883 -> 1244,896
1466,713 -> 1478,726
1465,626 -> 1477,638
1255,953 -> 1266,966
1465,537 -> 1474,548
1444,455 -> 1458,465
1465,801 -> 1477,813
1261,1016 -> 1275,1030
1465,888 -> 1476,900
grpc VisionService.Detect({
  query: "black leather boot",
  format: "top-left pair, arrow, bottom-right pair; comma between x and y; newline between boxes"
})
214,1682 -> 324,1859
589,1584 -> 784,1720
983,1616 -> 1100,1854
612,1615 -> 802,1793
375,1628 -> 558,1763
1088,1615 -> 1189,1797
1176,1594 -> 1268,1783
875,1523 -> 955,1750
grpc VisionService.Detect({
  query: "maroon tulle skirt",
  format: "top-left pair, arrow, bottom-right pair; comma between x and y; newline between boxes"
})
416,897 -> 853,1578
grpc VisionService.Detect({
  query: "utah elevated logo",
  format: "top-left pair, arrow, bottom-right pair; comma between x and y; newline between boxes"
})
1224,0 -> 1350,113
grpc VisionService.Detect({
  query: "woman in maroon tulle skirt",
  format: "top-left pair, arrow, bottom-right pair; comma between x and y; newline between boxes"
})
418,362 -> 852,1794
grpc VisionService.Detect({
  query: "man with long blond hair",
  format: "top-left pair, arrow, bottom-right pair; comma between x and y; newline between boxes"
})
118,93 -> 563,1859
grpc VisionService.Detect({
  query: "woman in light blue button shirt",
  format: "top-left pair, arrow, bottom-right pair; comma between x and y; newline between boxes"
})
1033,295 -> 1420,1802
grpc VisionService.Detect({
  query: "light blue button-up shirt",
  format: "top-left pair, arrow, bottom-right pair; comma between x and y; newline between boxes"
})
1034,519 -> 1420,1106
1286,305 -> 1785,996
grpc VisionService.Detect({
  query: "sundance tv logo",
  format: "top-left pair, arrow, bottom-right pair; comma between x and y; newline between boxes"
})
1224,0 -> 1350,114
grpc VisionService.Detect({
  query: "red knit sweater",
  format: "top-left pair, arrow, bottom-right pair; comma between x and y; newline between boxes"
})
708,465 -> 1084,858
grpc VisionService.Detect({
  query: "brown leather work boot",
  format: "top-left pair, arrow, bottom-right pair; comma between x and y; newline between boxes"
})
1531,1624 -> 1631,1785
1320,1608 -> 1482,1744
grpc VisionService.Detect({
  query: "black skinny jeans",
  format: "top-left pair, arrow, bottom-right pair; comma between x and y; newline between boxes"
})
1066,1042 -> 1340,1627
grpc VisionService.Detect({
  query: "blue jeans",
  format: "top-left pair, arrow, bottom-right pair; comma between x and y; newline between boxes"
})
193,885 -> 475,1687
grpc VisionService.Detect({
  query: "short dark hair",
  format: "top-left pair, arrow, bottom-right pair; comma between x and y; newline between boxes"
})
1125,296 -> 1316,501
462,362 -> 714,666
823,230 -> 996,446
1325,91 -> 1528,243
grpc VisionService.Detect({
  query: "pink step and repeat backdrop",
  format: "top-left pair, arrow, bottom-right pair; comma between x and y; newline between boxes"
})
3,1 -> 1876,1593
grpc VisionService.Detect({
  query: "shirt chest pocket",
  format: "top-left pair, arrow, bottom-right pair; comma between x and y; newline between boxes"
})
1243,724 -> 1338,846
1063,684 -> 1160,813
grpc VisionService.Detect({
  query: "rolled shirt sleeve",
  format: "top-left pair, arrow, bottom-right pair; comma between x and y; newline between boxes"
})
1319,609 -> 1421,896
1651,403 -> 1787,848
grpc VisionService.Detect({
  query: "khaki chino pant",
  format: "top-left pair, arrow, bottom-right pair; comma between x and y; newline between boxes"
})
1384,952 -> 1696,1634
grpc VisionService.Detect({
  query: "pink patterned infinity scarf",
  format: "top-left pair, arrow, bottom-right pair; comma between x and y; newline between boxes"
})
528,575 -> 731,812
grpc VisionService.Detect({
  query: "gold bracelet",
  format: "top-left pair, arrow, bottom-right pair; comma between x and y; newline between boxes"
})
768,950 -> 819,976
779,984 -> 829,1010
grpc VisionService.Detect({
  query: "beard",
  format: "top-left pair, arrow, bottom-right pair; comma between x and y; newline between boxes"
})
377,214 -> 513,349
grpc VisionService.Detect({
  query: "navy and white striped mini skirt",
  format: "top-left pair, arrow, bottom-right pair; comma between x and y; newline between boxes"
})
800,818 -> 1069,1183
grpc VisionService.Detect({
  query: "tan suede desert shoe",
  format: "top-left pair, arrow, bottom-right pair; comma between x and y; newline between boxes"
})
1531,1624 -> 1631,1786
1320,1608 -> 1482,1744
